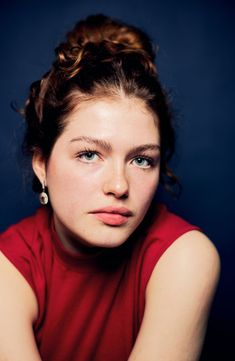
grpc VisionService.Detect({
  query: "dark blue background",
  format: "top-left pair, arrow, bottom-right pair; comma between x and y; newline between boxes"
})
0,0 -> 234,359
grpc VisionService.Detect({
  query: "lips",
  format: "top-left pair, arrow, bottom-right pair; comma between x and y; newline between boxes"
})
89,206 -> 133,226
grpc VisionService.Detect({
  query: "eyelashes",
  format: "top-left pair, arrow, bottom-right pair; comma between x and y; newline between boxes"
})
131,156 -> 155,168
75,148 -> 159,168
76,149 -> 100,162
76,150 -> 98,161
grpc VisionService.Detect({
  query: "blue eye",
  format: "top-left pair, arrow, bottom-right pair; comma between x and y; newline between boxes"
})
132,157 -> 152,168
78,151 -> 99,162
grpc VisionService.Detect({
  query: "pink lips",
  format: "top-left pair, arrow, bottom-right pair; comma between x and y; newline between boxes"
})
90,206 -> 132,226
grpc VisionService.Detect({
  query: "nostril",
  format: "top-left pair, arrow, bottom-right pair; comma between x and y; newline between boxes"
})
120,192 -> 128,200
106,189 -> 129,199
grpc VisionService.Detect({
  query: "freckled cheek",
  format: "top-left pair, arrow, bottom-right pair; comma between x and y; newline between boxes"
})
46,161 -> 104,200
131,171 -> 160,207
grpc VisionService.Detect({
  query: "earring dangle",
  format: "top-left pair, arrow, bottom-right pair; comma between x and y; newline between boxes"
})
39,182 -> 49,205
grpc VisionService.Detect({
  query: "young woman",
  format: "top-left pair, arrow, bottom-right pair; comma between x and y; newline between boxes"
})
0,14 -> 220,361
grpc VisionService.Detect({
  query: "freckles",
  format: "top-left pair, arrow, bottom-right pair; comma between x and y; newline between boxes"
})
133,171 -> 159,187
54,167 -> 102,195
133,174 -> 159,202
140,184 -> 157,200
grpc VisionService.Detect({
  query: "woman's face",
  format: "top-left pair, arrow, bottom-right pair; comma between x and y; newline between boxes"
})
34,96 -> 160,252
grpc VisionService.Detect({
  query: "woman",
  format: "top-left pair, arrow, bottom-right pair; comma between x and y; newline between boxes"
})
0,14 -> 220,361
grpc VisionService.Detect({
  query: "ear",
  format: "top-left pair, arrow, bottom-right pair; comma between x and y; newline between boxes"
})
32,151 -> 47,186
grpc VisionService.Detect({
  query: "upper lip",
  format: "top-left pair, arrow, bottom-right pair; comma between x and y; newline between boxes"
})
90,206 -> 133,216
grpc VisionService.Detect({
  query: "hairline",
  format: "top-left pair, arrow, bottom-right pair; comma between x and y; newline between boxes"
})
62,88 -> 160,129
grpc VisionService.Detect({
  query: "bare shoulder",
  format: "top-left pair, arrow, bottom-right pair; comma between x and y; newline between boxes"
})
0,250 -> 38,320
0,250 -> 38,329
148,230 -> 220,290
146,230 -> 221,302
0,251 -> 41,360
128,231 -> 220,360
169,229 -> 220,263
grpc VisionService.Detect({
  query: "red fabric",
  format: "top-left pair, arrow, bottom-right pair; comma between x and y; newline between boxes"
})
0,204 -> 200,361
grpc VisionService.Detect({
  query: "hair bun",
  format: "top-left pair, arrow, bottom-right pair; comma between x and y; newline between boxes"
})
54,14 -> 156,77
23,14 -> 177,195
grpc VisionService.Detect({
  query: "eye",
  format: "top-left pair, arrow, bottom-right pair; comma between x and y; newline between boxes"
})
77,150 -> 100,162
132,156 -> 153,168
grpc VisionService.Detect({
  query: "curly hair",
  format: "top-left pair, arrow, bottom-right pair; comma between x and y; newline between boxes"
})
22,14 -> 178,193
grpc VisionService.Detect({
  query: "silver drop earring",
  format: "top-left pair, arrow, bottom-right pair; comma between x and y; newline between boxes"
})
39,182 -> 49,205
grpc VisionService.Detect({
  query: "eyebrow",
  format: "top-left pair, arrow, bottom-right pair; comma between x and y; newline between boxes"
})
70,136 -> 112,151
70,136 -> 160,154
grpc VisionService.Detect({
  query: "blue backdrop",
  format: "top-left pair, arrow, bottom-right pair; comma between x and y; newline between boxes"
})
0,0 -> 234,359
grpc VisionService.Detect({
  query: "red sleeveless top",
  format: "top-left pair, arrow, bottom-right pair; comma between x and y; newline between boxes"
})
0,204 -> 200,361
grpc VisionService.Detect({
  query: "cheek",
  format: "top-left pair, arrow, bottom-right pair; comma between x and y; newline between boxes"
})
46,159 -> 103,204
131,170 -> 159,208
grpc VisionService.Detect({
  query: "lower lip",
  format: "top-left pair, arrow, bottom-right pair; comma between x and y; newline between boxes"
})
92,212 -> 129,226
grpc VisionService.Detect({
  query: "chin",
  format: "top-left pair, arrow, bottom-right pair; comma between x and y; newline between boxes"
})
85,234 -> 128,249
69,219 -> 139,250
100,239 -> 128,249
87,230 -> 133,249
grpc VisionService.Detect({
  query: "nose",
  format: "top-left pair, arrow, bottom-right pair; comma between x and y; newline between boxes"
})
103,163 -> 129,199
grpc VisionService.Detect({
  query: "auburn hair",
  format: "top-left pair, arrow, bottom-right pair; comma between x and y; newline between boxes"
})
23,14 -> 178,193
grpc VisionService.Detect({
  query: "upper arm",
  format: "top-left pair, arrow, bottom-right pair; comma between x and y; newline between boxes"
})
128,230 -> 220,361
0,251 -> 42,361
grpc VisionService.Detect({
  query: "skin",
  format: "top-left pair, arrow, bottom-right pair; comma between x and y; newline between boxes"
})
33,96 -> 161,252
0,95 -> 220,361
128,230 -> 220,361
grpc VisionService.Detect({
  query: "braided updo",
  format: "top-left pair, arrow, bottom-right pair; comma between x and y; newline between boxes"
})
23,14 -> 178,193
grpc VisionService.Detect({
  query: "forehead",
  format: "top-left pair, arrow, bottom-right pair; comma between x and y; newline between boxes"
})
62,97 -> 160,145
